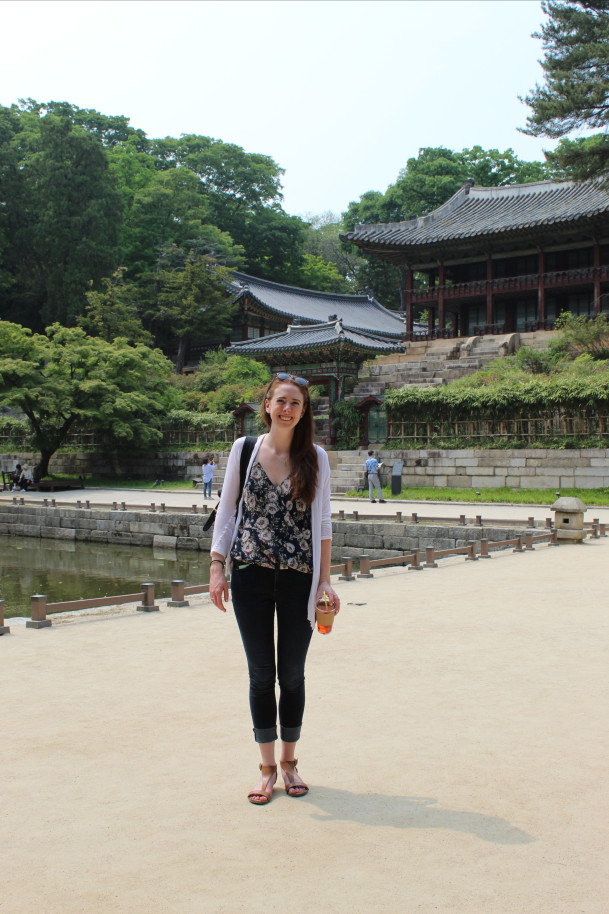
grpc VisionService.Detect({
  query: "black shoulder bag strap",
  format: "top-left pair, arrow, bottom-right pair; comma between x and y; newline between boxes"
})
202,436 -> 256,532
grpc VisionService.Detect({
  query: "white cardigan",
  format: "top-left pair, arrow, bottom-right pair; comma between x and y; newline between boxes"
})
211,435 -> 332,630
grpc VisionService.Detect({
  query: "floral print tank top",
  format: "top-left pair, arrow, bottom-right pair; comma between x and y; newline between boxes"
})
231,459 -> 312,573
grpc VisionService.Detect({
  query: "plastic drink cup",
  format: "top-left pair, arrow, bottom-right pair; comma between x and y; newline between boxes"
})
316,590 -> 335,634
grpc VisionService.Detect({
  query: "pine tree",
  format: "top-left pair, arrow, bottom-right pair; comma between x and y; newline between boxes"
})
521,1 -> 609,181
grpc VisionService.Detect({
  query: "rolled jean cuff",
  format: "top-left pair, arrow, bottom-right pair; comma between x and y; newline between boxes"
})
280,724 -> 301,743
253,726 -> 277,743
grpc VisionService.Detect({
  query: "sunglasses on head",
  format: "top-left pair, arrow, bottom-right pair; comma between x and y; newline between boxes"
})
275,372 -> 309,387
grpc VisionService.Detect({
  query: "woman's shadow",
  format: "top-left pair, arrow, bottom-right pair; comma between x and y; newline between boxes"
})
301,787 -> 535,845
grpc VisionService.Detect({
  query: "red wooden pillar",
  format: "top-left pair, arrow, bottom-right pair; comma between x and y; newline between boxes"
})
486,257 -> 493,326
594,243 -> 601,314
437,264 -> 445,331
401,267 -> 414,335
406,267 -> 414,333
427,306 -> 435,335
538,250 -> 546,326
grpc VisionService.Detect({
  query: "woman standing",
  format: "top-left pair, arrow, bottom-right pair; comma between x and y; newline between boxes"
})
209,372 -> 340,805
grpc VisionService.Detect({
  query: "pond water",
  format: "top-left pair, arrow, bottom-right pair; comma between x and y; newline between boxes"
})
0,535 -> 211,618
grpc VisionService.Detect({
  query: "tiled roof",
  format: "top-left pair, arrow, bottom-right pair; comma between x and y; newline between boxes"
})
229,272 -> 404,339
341,180 -> 609,262
227,320 -> 404,357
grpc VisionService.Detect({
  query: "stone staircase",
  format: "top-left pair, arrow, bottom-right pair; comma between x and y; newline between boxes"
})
352,333 -> 522,399
327,449 -> 383,495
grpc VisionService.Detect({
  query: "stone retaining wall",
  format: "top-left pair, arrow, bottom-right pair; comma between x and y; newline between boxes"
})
330,447 -> 609,491
4,447 -> 607,490
0,503 -> 526,560
0,450 -> 225,481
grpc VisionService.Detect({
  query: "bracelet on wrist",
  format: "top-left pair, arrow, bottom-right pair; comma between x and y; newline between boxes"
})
210,559 -> 225,568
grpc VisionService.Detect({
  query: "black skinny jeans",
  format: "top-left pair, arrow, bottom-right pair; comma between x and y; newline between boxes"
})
230,563 -> 314,743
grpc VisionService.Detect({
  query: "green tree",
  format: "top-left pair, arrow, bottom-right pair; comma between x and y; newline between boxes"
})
550,311 -> 609,358
300,212 -> 361,288
293,254 -> 347,293
152,134 -> 308,283
0,106 -> 123,329
147,243 -> 240,373
185,349 -> 270,412
341,146 -> 555,306
0,321 -> 175,480
78,268 -> 152,345
521,0 -> 609,181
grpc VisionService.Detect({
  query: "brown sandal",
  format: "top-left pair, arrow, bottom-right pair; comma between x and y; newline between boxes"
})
280,759 -> 309,797
248,764 -> 277,805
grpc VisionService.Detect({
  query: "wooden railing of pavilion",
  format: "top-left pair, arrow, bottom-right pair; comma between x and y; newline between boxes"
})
409,266 -> 609,305
387,415 -> 609,446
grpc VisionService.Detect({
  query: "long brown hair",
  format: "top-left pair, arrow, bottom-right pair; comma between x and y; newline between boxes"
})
260,375 -> 318,504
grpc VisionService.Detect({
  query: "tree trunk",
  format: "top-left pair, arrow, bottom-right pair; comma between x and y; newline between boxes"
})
175,335 -> 189,374
33,449 -> 56,483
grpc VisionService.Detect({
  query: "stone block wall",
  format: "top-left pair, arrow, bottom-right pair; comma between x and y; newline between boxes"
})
4,446 -> 608,490
0,450 -> 228,482
331,448 -> 609,491
0,503 -> 529,561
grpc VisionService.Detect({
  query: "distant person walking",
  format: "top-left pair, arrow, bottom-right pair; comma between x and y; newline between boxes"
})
365,450 -> 385,503
202,457 -> 214,499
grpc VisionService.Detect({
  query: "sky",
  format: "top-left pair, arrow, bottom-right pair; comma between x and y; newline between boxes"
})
1,0 -> 556,218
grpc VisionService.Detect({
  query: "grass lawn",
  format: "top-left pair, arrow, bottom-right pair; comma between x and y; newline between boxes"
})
38,475 -> 196,491
345,484 -> 609,506
38,475 -> 609,505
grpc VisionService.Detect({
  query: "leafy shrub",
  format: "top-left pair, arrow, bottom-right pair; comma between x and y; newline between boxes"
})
331,400 -> 360,448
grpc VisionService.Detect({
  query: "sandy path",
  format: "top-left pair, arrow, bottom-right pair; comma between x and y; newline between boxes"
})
2,537 -> 608,913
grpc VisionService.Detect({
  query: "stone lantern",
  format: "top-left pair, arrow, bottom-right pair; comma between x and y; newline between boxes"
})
551,496 -> 587,542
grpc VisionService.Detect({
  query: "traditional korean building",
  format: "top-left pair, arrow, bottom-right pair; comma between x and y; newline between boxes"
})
341,180 -> 609,339
227,318 -> 404,440
227,272 -> 404,342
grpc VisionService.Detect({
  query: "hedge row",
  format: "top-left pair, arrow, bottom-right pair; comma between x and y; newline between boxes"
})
385,375 -> 609,422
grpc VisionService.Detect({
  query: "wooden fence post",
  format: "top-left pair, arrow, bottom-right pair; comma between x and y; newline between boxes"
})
513,535 -> 524,553
167,580 -> 189,608
339,558 -> 355,582
479,538 -> 491,558
137,583 -> 159,612
409,550 -> 423,571
0,600 -> 10,635
358,555 -> 374,578
465,542 -> 478,561
424,547 -> 438,568
27,594 -> 52,629
525,532 -> 535,551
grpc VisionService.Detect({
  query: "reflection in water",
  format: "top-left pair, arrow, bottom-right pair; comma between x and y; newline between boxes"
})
0,535 -> 210,618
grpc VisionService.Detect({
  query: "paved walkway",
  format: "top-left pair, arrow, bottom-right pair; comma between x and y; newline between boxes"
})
2,523 -> 608,912
3,485 -> 609,525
